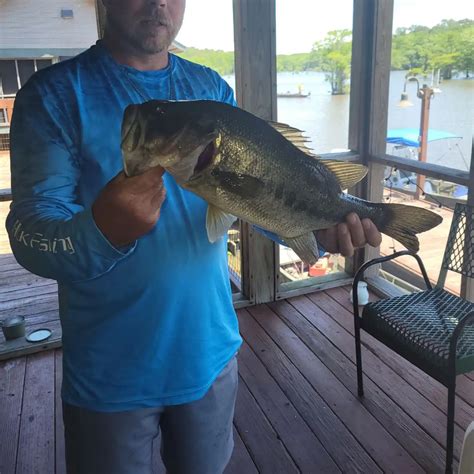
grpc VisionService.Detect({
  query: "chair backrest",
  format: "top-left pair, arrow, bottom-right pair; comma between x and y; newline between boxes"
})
437,203 -> 474,288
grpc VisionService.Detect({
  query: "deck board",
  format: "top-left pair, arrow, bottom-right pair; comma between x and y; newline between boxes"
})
0,357 -> 25,474
0,277 -> 472,472
306,290 -> 469,445
237,340 -> 340,472
16,352 -> 55,474
240,308 -> 392,473
265,298 -> 453,473
328,286 -> 474,427
0,254 -> 60,360
225,427 -> 259,474
55,350 -> 67,474
234,374 -> 300,473
288,293 -> 465,458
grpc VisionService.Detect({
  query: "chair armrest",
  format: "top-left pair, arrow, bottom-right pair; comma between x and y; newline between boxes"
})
352,250 -> 432,315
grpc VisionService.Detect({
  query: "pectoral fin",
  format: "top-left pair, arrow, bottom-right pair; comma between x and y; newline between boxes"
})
285,232 -> 320,266
206,204 -> 238,243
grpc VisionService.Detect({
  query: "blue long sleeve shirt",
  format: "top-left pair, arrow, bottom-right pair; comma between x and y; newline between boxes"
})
6,41 -> 243,411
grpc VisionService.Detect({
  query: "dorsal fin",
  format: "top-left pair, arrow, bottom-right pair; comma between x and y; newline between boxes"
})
320,159 -> 368,190
267,120 -> 316,156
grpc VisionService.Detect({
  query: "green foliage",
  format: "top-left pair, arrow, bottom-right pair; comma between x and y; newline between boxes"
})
277,53 -> 310,72
177,48 -> 235,76
392,19 -> 474,78
176,19 -> 473,84
308,29 -> 352,94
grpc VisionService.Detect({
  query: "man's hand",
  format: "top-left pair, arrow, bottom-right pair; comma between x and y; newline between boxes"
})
92,166 -> 166,248
315,212 -> 382,257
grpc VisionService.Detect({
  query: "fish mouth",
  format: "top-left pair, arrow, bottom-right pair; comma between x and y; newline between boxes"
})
121,105 -> 141,153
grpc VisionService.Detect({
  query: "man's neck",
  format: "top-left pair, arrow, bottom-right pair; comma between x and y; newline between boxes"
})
102,33 -> 169,71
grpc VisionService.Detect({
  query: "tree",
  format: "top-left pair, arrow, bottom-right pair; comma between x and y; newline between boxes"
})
177,48 -> 235,76
309,30 -> 352,95
455,25 -> 474,77
391,19 -> 474,79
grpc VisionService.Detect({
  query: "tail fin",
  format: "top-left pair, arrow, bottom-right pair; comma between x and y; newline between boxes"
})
379,204 -> 443,252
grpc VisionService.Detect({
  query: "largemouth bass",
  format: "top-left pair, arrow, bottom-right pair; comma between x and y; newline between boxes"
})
121,99 -> 442,264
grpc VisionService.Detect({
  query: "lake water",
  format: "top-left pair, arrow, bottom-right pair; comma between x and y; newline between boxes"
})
223,70 -> 473,172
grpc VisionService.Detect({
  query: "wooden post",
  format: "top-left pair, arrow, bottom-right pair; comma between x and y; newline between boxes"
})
95,1 -> 106,39
233,0 -> 277,304
349,0 -> 394,275
415,85 -> 434,200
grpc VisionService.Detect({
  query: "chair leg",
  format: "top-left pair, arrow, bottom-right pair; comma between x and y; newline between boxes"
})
354,323 -> 364,397
445,375 -> 456,474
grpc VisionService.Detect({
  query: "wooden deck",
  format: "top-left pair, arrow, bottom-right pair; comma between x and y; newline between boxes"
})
0,254 -> 60,359
1,278 -> 473,473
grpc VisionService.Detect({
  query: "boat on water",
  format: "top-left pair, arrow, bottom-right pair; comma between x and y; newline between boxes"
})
278,91 -> 311,98
385,128 -> 468,201
277,84 -> 311,98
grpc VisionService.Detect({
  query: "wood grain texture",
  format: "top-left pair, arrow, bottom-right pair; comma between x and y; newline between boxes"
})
16,352 -> 55,474
240,308 -> 384,473
55,349 -> 66,474
328,286 -> 474,428
0,357 -> 26,474
237,339 -> 340,472
0,319 -> 62,361
266,297 -> 450,473
249,303 -> 426,473
302,291 -> 465,453
225,427 -> 259,474
0,286 -> 466,473
234,375 -> 299,473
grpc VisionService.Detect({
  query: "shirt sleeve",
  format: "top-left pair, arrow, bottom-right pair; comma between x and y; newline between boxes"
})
5,79 -> 136,284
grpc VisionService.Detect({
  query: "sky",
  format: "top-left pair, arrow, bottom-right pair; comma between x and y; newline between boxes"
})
176,0 -> 473,54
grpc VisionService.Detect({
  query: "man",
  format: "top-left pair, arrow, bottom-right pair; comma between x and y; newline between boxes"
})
6,0 -> 381,473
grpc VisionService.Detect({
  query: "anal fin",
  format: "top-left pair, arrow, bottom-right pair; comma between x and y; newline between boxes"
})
285,232 -> 320,266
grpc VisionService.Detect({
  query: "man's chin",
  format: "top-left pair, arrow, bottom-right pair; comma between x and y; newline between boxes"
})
139,39 -> 170,55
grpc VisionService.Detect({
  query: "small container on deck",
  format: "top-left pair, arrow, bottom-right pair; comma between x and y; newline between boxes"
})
1,315 -> 26,340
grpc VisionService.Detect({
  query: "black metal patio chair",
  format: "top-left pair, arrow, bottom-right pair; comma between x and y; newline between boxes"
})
352,202 -> 474,474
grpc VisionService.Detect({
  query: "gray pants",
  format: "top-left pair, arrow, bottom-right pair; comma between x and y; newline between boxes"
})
63,356 -> 238,474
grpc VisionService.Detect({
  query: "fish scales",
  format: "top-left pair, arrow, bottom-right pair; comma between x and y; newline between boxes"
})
121,99 -> 443,264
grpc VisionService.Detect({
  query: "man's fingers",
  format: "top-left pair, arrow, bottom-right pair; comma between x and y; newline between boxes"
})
346,213 -> 366,248
143,165 -> 165,180
128,165 -> 165,186
362,218 -> 382,247
122,166 -> 165,195
316,226 -> 338,253
150,185 -> 166,209
337,222 -> 354,257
